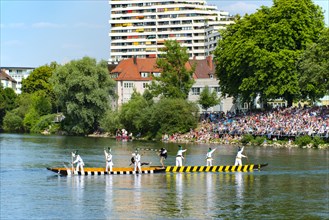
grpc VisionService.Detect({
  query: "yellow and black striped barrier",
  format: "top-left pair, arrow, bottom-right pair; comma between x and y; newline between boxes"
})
165,164 -> 268,173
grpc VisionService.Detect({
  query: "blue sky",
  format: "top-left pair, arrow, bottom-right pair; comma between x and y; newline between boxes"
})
1,0 -> 328,67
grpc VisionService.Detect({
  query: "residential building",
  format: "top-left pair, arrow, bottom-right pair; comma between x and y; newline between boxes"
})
1,67 -> 35,94
110,56 -> 234,113
187,56 -> 234,112
109,0 -> 234,62
0,69 -> 17,91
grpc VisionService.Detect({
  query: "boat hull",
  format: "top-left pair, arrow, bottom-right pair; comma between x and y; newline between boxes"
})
47,164 -> 268,176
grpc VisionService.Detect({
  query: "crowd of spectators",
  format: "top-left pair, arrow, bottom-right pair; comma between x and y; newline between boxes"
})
163,106 -> 329,144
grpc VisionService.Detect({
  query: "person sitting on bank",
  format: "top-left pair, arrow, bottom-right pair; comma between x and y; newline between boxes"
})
72,151 -> 85,173
206,147 -> 217,166
159,148 -> 168,168
104,148 -> 113,172
234,146 -> 247,166
176,145 -> 187,167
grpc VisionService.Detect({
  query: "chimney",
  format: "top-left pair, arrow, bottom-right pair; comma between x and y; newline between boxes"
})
133,56 -> 137,65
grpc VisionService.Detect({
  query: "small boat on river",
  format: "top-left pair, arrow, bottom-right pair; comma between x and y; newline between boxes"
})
47,163 -> 268,176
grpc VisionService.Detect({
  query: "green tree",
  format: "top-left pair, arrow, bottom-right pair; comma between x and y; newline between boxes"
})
23,108 -> 39,132
51,56 -> 116,135
214,0 -> 325,107
198,86 -> 220,111
298,28 -> 329,103
99,109 -> 122,134
149,98 -> 199,139
119,90 -> 152,136
3,110 -> 24,132
0,87 -> 17,130
149,40 -> 195,99
31,91 -> 52,116
21,64 -> 57,111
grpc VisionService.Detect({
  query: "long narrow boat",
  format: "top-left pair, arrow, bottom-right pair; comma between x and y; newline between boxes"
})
47,163 -> 268,176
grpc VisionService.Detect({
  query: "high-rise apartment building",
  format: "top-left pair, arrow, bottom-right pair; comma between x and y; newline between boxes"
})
109,0 -> 233,62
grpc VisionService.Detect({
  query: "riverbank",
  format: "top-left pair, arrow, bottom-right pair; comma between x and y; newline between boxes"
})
87,131 -> 328,149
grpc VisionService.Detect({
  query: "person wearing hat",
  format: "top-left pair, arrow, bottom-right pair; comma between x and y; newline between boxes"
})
104,148 -> 113,172
234,146 -> 247,166
176,145 -> 187,167
72,151 -> 85,173
134,150 -> 142,173
206,147 -> 217,166
159,148 -> 168,168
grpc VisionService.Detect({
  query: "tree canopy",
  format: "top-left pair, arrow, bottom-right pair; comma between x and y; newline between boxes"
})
298,28 -> 329,102
0,87 -> 17,130
214,0 -> 325,107
198,86 -> 220,111
149,40 -> 195,99
21,64 -> 58,111
51,57 -> 116,135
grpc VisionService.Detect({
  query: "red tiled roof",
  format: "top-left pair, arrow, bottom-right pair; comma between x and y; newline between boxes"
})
111,58 -> 159,81
189,56 -> 215,79
111,56 -> 215,81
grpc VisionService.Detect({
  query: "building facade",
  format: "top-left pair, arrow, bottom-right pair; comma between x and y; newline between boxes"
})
110,56 -> 234,113
109,0 -> 234,62
1,67 -> 35,94
0,69 -> 17,91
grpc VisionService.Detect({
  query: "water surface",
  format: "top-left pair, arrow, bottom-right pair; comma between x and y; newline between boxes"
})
1,134 -> 328,219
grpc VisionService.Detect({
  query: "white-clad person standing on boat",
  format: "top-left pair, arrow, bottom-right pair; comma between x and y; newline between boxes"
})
72,150 -> 85,173
134,150 -> 142,173
234,146 -> 247,166
176,145 -> 187,167
206,147 -> 217,166
104,148 -> 113,172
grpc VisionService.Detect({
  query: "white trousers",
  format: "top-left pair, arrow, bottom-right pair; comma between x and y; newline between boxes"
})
134,162 -> 141,172
106,161 -> 113,172
206,158 -> 213,166
176,157 -> 183,166
234,158 -> 242,166
76,163 -> 84,173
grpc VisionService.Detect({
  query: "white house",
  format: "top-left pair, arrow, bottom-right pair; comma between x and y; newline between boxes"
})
0,69 -> 17,92
110,56 -> 234,112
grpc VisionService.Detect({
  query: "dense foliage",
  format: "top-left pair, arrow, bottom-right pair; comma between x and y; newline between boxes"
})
149,40 -> 195,99
0,87 -> 17,130
198,86 -> 220,111
214,0 -> 325,106
298,28 -> 329,103
51,57 -> 116,135
21,64 -> 57,111
148,98 -> 199,139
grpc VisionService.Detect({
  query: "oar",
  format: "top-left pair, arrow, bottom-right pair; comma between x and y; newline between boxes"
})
183,148 -> 187,166
136,147 -> 160,152
244,146 -> 250,165
71,152 -> 74,172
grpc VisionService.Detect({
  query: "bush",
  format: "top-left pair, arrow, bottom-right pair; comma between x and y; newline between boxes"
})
252,136 -> 266,146
23,108 -> 39,132
150,98 -> 199,138
241,134 -> 254,145
295,135 -> 312,147
100,109 -> 122,134
3,111 -> 24,132
312,136 -> 325,148
30,114 -> 56,134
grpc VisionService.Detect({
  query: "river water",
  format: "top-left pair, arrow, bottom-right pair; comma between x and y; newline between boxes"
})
0,134 -> 328,219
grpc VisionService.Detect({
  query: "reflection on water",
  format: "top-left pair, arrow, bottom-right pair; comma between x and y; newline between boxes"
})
1,134 -> 328,219
235,172 -> 244,201
175,173 -> 183,214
